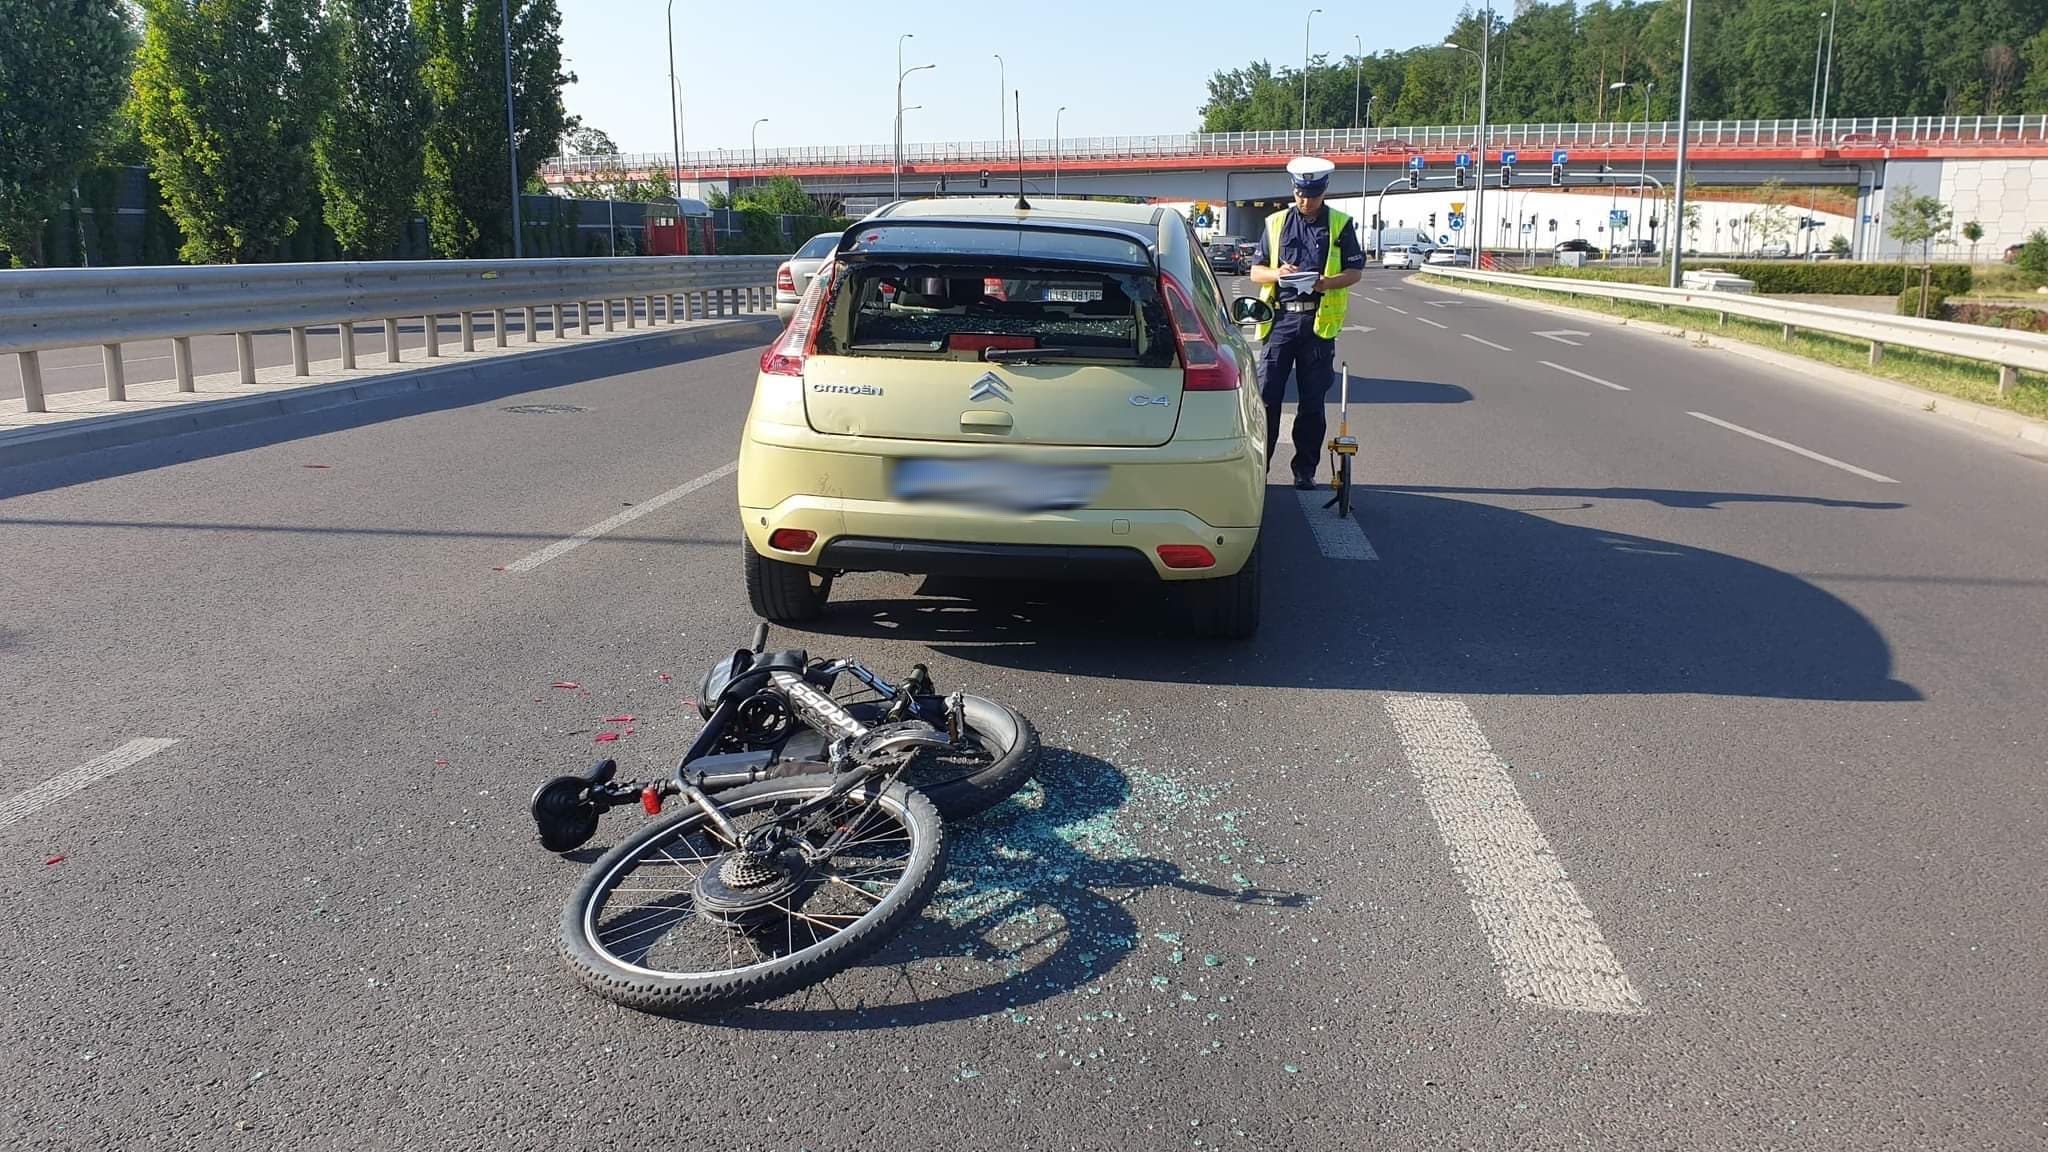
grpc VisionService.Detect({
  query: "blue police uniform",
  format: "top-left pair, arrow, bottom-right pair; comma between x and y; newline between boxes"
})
1255,176 -> 1366,488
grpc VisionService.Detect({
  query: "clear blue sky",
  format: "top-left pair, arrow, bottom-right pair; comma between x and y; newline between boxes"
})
558,1 -> 1484,156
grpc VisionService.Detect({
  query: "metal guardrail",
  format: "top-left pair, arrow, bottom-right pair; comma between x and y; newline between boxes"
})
2,255 -> 784,414
544,115 -> 2048,178
1419,263 -> 2048,396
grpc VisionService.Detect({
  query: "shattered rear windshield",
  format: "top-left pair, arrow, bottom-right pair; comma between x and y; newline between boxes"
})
812,263 -> 1177,367
843,225 -> 1151,268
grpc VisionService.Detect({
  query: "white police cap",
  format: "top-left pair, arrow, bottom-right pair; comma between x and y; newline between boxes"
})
1287,156 -> 1336,191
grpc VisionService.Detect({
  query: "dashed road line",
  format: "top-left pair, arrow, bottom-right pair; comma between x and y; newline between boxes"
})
1382,697 -> 1646,1016
1341,325 -> 1376,334
1275,412 -> 1379,560
1533,329 -> 1590,346
1414,316 -> 1450,329
2,739 -> 182,830
1385,306 -> 1410,315
1461,334 -> 1513,351
503,461 -> 739,572
1687,412 -> 1899,483
1540,360 -> 1629,391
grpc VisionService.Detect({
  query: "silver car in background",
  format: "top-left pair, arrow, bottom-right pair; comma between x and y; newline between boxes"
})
775,232 -> 841,321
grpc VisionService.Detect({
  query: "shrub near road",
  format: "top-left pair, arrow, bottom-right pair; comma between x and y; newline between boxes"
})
1534,261 -> 1975,296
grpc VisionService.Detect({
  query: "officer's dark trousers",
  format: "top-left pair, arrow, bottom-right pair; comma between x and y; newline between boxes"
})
1259,308 -> 1337,484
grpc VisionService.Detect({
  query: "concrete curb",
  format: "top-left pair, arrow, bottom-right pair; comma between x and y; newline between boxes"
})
0,317 -> 778,469
1413,273 -> 2048,453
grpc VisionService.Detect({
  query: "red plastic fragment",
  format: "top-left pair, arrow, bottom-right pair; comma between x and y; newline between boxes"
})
45,855 -> 65,866
641,787 -> 663,815
551,682 -> 579,690
594,732 -> 620,744
657,672 -> 672,682
433,759 -> 448,767
680,699 -> 697,710
604,715 -> 635,724
302,464 -> 330,469
624,728 -> 635,736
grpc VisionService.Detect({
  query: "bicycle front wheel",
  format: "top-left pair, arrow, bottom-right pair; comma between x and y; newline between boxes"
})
1337,454 -> 1353,519
559,774 -> 944,1014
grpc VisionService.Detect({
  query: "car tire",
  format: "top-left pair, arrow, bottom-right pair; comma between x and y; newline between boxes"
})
745,544 -> 831,622
1181,538 -> 1261,641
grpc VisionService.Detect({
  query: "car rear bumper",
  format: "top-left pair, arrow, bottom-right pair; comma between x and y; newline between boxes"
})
815,537 -> 1160,581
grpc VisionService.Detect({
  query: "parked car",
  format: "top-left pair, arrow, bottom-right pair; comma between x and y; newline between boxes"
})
1618,238 -> 1657,256
775,231 -> 842,322
1754,241 -> 1793,258
1207,242 -> 1248,275
1381,246 -> 1420,270
741,197 -> 1268,639
1553,238 -> 1598,255
2005,243 -> 2027,264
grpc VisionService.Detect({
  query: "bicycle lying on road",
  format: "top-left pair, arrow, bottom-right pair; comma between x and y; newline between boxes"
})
529,624 -> 1039,1013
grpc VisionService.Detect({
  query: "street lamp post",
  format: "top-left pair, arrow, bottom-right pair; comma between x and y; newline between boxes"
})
994,55 -> 1005,162
751,118 -> 768,171
1443,19 -> 1491,270
1611,79 -> 1652,260
1810,10 -> 1828,132
499,0 -> 522,257
894,34 -> 933,203
1302,8 -> 1321,134
1818,4 -> 1838,127
1668,0 -> 1696,287
665,0 -> 683,196
1055,106 -> 1067,198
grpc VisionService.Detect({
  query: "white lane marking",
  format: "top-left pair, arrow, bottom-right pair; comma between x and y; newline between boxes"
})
1384,306 -> 1410,315
504,461 -> 739,572
1540,360 -> 1629,391
1275,412 -> 1378,560
1,739 -> 182,829
1461,334 -> 1513,351
1381,697 -> 1645,1016
1686,412 -> 1899,483
1296,488 -> 1379,559
1341,325 -> 1376,334
1414,315 -> 1450,329
1533,329 -> 1590,346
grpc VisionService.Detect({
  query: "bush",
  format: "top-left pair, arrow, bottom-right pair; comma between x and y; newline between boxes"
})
1946,301 -> 2048,331
1533,259 -> 1972,295
1898,286 -> 1952,318
2019,229 -> 2048,277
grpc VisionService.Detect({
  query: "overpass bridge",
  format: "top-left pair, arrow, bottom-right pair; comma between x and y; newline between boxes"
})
545,116 -> 2048,252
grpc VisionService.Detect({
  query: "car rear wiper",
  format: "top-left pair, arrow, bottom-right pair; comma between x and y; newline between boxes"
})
981,347 -> 1138,364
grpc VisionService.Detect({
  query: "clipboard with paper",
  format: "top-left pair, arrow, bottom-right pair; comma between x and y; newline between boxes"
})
1277,271 -> 1323,294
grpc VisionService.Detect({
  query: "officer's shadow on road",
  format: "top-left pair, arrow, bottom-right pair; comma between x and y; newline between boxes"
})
708,747 -> 1307,1031
807,484 -> 1922,703
1263,372 -> 1473,406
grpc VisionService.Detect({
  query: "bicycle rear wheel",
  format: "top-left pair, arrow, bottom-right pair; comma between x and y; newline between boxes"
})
1337,454 -> 1353,519
559,774 -> 943,1014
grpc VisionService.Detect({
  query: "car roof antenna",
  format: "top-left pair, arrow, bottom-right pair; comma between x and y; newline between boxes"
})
1013,90 -> 1031,211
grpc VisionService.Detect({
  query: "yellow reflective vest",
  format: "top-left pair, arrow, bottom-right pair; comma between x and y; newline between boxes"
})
1256,207 -> 1352,342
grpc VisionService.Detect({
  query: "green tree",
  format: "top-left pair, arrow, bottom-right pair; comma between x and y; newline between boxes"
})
413,0 -> 571,258
133,0 -> 331,263
1886,192 -> 1953,264
734,175 -> 819,216
1829,232 -> 1853,257
2018,227 -> 2048,275
316,0 -> 430,258
0,1 -> 134,266
1752,178 -> 1795,248
1962,219 -> 1986,264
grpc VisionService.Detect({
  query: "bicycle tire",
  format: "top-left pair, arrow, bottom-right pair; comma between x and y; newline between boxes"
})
558,774 -> 943,1014
905,694 -> 1040,819
1338,454 -> 1353,519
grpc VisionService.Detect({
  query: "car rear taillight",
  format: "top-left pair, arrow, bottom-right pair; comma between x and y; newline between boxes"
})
1159,273 -> 1240,392
983,277 -> 1008,302
768,528 -> 817,552
1156,544 -> 1217,569
775,262 -> 795,293
760,263 -> 834,377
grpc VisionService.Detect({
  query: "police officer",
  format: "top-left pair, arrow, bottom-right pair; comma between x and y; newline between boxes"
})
1249,156 -> 1366,490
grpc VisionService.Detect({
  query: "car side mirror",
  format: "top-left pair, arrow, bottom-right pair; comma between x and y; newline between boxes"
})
1231,296 -> 1272,326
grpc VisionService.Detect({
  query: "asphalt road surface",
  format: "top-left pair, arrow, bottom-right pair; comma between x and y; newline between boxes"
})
3,274 -> 2045,1150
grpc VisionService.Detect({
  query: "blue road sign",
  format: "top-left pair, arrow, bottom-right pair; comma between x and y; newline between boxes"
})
1408,155 -> 1426,170
1438,233 -> 1452,246
1552,149 -> 1569,165
1449,213 -> 1466,231
1193,214 -> 1212,228
1609,209 -> 1629,228
1455,152 -> 1471,168
1502,150 -> 1519,166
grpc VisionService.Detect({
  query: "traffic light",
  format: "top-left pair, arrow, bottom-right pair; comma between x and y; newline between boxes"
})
1371,214 -> 1383,231
938,174 -> 947,194
1550,162 -> 1564,186
1429,212 -> 1438,229
1407,168 -> 1420,190
1498,164 -> 1514,188
979,169 -> 990,188
1454,167 -> 1467,190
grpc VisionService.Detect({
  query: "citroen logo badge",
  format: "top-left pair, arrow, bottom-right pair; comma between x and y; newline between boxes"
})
968,371 -> 1013,403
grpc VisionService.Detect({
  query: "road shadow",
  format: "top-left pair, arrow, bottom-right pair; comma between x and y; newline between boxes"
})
699,747 -> 1307,1031
1262,370 -> 1471,406
0,328 -> 769,500
799,484 -> 1920,702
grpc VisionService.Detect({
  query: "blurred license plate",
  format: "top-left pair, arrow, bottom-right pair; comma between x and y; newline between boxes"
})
892,459 -> 1109,512
1045,287 -> 1102,302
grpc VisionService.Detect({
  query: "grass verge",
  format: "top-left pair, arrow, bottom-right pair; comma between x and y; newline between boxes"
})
1424,274 -> 2048,421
